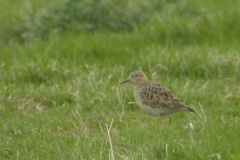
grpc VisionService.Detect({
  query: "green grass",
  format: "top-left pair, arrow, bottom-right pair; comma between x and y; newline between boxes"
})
1,0 -> 240,159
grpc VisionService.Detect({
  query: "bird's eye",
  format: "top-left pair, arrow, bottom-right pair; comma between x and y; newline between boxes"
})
134,74 -> 138,77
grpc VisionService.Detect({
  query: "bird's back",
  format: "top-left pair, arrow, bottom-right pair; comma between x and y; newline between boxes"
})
134,81 -> 194,115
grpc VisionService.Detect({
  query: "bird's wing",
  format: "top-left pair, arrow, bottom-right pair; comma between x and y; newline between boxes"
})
139,83 -> 188,110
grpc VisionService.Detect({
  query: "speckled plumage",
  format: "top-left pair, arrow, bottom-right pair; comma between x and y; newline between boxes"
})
121,71 -> 195,123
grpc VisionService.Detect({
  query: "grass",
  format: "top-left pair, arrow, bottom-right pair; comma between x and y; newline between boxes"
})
0,0 -> 240,159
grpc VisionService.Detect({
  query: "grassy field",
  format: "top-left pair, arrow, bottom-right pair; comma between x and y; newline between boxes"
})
1,0 -> 240,159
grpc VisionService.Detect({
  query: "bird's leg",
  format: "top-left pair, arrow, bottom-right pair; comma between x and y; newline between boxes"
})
158,115 -> 162,124
169,117 -> 172,124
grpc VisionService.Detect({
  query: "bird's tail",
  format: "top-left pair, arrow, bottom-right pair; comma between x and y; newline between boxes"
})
187,107 -> 195,113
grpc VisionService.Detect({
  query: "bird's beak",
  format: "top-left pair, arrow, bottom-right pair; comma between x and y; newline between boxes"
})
120,79 -> 130,85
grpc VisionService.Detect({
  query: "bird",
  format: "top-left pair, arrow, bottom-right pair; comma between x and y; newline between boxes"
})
120,71 -> 195,124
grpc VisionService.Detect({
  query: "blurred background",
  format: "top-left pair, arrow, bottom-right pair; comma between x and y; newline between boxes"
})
0,0 -> 240,159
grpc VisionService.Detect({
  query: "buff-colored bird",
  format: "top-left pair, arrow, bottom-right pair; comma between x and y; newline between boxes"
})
121,71 -> 195,123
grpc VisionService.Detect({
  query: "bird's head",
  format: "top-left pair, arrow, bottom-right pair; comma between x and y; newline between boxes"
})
120,71 -> 147,85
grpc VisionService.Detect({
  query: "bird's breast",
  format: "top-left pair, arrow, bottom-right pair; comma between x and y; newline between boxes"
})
134,88 -> 142,106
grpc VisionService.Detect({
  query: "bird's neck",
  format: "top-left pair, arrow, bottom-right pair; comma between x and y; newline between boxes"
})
135,80 -> 149,86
